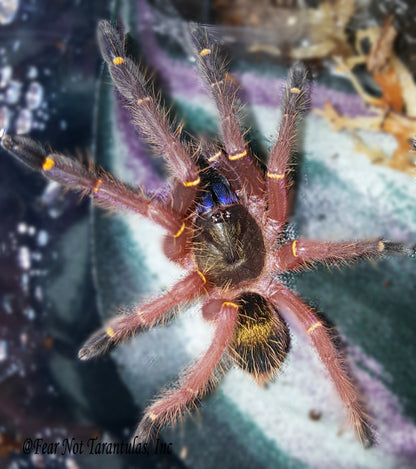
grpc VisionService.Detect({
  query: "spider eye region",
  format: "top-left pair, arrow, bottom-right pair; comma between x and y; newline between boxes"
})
194,204 -> 265,288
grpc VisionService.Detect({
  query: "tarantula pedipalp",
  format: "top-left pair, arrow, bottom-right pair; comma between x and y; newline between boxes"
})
1,21 -> 413,446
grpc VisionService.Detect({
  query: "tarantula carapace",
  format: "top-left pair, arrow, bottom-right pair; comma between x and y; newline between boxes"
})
1,21 -> 413,446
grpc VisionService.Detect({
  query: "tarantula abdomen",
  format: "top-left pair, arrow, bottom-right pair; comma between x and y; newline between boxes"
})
230,293 -> 290,380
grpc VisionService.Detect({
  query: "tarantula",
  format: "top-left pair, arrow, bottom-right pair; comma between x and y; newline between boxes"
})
1,21 -> 413,445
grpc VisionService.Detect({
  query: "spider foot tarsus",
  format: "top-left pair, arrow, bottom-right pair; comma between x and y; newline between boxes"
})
1,133 -> 98,193
78,312 -> 147,360
132,404 -> 176,444
352,411 -> 376,449
132,415 -> 158,444
1,133 -> 95,191
131,388 -> 203,443
1,134 -> 48,172
78,327 -> 118,360
286,61 -> 310,112
382,241 -> 416,257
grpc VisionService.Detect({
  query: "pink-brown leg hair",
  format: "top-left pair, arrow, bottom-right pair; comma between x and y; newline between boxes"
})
1,134 -> 186,240
268,287 -> 373,446
133,300 -> 239,441
267,63 -> 309,229
98,21 -> 202,258
98,21 -> 200,194
275,238 -> 410,271
193,29 -> 265,200
78,270 -> 207,360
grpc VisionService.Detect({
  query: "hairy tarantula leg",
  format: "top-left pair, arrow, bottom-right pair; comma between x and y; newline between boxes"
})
169,181 -> 197,218
201,140 -> 245,194
274,238 -> 414,271
98,20 -> 200,214
1,134 -> 184,236
78,270 -> 207,360
267,63 -> 309,228
133,301 -> 239,441
192,29 -> 264,200
269,287 -> 374,447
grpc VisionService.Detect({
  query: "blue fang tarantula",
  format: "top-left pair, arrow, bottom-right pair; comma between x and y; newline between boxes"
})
1,21 -> 414,446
